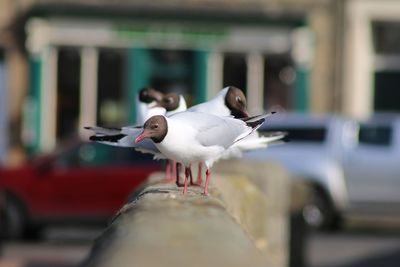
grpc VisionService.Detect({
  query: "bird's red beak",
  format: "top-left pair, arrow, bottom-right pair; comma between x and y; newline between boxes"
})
135,132 -> 148,143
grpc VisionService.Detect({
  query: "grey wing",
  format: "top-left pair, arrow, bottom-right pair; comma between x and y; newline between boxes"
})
86,125 -> 144,148
135,139 -> 161,155
121,125 -> 142,136
195,118 -> 250,149
120,126 -> 162,155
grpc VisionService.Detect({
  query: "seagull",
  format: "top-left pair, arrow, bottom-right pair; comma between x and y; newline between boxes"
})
136,87 -> 188,124
87,87 -> 188,150
136,87 -> 165,125
134,111 -> 274,196
184,86 -> 285,185
163,92 -> 187,116
87,88 -> 187,182
180,86 -> 248,185
188,86 -> 248,118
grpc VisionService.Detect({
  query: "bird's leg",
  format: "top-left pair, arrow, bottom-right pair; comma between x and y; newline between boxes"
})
183,167 -> 190,195
203,169 -> 211,196
164,160 -> 173,182
189,164 -> 196,185
171,160 -> 177,182
196,162 -> 203,186
176,163 -> 184,187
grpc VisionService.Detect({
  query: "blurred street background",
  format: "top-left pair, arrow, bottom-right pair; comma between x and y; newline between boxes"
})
0,0 -> 400,266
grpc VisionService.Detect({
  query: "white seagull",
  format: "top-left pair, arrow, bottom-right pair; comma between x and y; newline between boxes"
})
185,86 -> 285,185
134,111 -> 274,195
188,86 -> 248,118
87,88 -> 187,181
136,87 -> 165,125
87,89 -> 187,150
163,92 -> 187,116
182,86 -> 248,184
136,87 -> 187,124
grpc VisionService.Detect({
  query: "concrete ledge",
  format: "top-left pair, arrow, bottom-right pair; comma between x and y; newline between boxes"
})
214,159 -> 289,267
82,160 -> 289,267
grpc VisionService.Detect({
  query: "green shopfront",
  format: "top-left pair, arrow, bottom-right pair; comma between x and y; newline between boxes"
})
24,11 -> 311,152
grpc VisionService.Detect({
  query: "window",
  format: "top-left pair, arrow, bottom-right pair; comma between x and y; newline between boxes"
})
263,53 -> 296,110
261,127 -> 326,143
56,47 -> 81,140
374,71 -> 400,112
372,21 -> 400,112
358,125 -> 392,146
147,49 -> 196,106
97,48 -> 128,126
223,52 -> 247,95
372,21 -> 400,54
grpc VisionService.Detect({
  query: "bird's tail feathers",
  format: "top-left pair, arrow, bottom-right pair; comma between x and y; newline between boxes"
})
241,111 -> 276,129
89,134 -> 126,142
233,131 -> 287,151
85,126 -> 138,147
260,131 -> 288,144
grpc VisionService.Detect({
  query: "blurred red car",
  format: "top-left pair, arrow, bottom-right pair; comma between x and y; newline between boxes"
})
0,139 -> 161,239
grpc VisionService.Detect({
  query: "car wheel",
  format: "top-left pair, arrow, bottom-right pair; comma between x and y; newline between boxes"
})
302,187 -> 340,230
2,197 -> 26,240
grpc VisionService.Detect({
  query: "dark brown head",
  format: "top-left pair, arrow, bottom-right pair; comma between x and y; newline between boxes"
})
139,87 -> 163,103
224,86 -> 249,118
160,93 -> 180,111
135,115 -> 168,144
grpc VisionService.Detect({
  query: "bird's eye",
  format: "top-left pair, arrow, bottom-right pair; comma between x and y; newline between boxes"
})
152,124 -> 159,129
236,96 -> 242,103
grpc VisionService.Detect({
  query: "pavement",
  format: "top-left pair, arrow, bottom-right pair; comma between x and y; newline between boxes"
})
1,226 -> 400,267
307,228 -> 400,267
0,227 -> 101,267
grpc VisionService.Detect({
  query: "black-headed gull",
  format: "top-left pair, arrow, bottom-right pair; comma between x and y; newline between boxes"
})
162,92 -> 187,116
186,86 -> 284,185
87,89 -> 187,181
182,86 -> 248,185
134,111 -> 274,195
136,87 -> 187,124
141,91 -> 187,180
136,87 -> 165,125
188,86 -> 248,118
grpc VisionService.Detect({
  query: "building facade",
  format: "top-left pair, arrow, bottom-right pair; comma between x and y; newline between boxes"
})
2,0 -> 399,163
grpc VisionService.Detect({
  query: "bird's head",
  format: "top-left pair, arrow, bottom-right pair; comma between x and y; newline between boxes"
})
139,87 -> 164,104
160,93 -> 180,111
135,115 -> 168,143
224,86 -> 249,118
